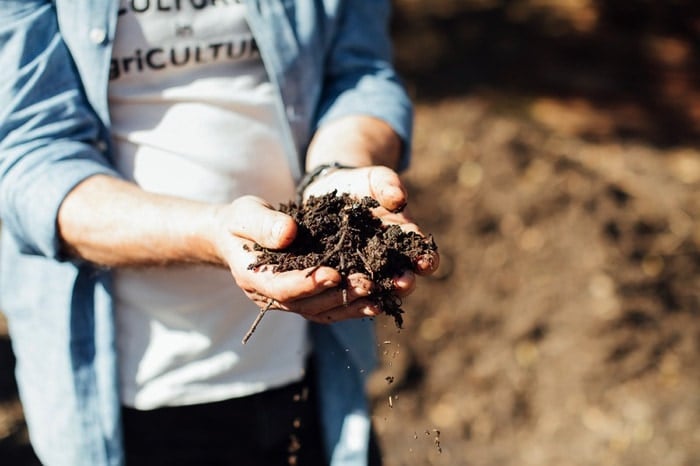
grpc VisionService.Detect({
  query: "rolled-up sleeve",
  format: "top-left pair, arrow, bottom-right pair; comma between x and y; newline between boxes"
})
314,0 -> 414,170
0,2 -> 120,259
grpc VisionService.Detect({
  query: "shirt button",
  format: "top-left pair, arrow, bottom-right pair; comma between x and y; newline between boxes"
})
95,140 -> 108,152
89,27 -> 107,44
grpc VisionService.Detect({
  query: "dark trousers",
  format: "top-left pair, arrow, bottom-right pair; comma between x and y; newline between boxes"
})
121,362 -> 383,466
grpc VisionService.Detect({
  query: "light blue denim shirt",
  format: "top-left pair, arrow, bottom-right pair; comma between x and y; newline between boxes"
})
0,1 -> 413,465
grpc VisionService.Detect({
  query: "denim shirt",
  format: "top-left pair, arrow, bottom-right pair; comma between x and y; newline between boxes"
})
0,1 -> 413,465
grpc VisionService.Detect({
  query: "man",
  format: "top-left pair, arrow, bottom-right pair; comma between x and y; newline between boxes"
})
0,1 -> 438,465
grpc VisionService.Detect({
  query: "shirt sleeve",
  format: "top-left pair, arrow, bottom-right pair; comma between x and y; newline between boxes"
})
313,0 -> 414,171
0,3 -> 121,260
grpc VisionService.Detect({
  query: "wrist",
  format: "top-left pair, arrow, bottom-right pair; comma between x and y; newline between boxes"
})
194,204 -> 231,267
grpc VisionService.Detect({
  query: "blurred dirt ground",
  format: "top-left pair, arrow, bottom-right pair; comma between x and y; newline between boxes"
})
2,0 -> 700,465
370,1 -> 700,465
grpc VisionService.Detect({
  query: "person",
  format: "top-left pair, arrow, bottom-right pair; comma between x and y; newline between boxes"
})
0,1 -> 438,465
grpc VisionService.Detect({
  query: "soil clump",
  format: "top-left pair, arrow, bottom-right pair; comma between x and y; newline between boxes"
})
249,190 -> 438,327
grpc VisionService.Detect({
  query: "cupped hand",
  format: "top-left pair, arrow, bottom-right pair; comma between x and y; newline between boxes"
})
302,166 -> 440,278
211,195 -> 398,324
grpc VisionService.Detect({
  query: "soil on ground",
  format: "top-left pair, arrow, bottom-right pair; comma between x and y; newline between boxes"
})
1,1 -> 699,465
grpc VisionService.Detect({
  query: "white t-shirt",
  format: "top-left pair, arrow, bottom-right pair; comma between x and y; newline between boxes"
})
108,1 -> 308,409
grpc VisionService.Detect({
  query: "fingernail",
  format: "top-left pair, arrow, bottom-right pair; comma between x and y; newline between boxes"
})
394,270 -> 415,289
313,269 -> 339,288
273,219 -> 287,240
381,185 -> 402,201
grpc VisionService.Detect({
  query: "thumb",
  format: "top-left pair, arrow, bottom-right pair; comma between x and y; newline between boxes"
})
304,166 -> 407,212
227,196 -> 297,249
368,166 -> 408,212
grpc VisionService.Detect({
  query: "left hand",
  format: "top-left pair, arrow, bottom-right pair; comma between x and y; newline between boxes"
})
301,165 -> 440,279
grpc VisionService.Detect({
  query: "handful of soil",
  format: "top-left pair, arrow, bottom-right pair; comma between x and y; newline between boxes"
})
249,190 -> 438,328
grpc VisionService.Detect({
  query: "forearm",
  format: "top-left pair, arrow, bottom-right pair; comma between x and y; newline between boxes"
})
57,174 -> 222,267
305,115 -> 402,171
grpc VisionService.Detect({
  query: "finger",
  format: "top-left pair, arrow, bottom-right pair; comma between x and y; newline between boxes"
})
416,251 -> 440,275
393,270 -> 416,297
228,234 -> 344,303
368,166 -> 407,212
227,195 -> 297,249
242,265 -> 342,304
304,298 -> 381,324
282,274 -> 374,315
375,211 -> 420,232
